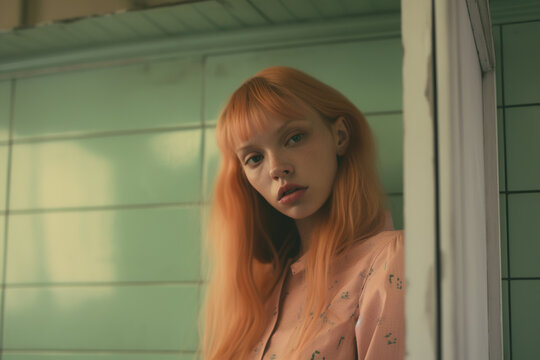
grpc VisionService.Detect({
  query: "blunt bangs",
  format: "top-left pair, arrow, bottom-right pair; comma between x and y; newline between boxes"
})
217,76 -> 313,156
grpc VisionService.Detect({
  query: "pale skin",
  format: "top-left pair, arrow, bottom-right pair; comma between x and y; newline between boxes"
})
236,109 -> 350,255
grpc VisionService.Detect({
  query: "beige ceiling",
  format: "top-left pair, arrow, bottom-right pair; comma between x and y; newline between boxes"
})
0,0 -> 192,30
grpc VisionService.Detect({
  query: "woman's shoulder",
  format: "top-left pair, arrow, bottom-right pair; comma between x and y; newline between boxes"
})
372,229 -> 404,255
335,230 -> 403,274
353,229 -> 403,259
368,229 -> 404,267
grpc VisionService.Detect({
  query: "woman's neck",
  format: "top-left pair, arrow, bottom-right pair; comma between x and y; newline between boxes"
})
295,216 -> 315,256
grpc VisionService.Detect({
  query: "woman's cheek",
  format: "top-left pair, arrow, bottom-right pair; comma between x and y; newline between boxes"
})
246,173 -> 266,197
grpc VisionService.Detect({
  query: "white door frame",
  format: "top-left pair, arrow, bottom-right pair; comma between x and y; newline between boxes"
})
402,0 -> 438,358
403,0 -> 501,358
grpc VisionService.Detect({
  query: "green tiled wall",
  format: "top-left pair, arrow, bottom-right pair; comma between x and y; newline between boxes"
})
6,207 -> 200,284
3,285 -> 199,350
13,59 -> 203,139
495,17 -> 540,360
510,281 -> 540,360
204,38 -> 403,124
10,131 -> 202,210
0,62 -> 205,358
0,34 -> 403,359
505,106 -> 540,191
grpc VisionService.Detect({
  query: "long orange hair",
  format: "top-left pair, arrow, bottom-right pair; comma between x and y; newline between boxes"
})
201,66 -> 388,359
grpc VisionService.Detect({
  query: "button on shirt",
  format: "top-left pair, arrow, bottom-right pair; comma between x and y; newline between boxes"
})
250,227 -> 405,360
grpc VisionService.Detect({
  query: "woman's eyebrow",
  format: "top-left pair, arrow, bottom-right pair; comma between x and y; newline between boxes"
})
236,119 -> 308,154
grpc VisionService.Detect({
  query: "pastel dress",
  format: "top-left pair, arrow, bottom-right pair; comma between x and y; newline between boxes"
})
250,213 -> 405,360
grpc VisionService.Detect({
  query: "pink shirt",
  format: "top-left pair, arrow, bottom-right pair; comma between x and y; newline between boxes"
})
251,223 -> 405,359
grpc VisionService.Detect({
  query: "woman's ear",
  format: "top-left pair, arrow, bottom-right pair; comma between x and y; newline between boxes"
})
334,116 -> 350,156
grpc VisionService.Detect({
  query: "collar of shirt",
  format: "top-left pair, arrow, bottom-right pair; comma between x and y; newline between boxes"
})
288,209 -> 395,276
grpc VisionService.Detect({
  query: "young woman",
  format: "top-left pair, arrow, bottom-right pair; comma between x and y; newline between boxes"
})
202,66 -> 404,359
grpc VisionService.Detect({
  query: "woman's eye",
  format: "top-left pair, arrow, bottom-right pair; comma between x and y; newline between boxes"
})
287,133 -> 304,145
245,154 -> 263,166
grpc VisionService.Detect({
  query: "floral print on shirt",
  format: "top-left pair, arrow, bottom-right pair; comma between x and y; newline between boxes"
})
252,229 -> 405,360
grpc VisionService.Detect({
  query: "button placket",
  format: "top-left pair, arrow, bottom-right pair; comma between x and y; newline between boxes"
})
252,266 -> 290,360
259,267 -> 293,359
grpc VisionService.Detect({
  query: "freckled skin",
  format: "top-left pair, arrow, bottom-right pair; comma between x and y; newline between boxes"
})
237,111 -> 342,221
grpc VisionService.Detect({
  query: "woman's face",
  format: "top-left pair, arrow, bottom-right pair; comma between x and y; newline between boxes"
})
235,109 -> 348,220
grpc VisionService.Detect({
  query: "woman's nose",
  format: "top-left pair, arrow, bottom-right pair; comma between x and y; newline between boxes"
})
269,155 -> 293,180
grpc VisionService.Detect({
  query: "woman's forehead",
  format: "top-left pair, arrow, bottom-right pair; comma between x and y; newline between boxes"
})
235,116 -> 309,152
233,115 -> 290,149
229,103 -> 315,147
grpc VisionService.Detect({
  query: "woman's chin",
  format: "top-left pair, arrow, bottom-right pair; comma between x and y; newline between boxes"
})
275,205 -> 318,221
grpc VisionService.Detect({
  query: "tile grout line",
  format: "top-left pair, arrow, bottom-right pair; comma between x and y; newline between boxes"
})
5,280 -> 204,289
0,110 -> 406,147
4,202 -> 205,215
500,24 -> 513,360
500,189 -> 540,194
197,54 -> 208,359
0,193 -> 406,216
503,277 -> 540,281
493,18 -> 540,27
199,109 -> 405,129
2,349 -> 198,354
503,102 -> 540,108
0,78 -> 16,360
202,32 -> 402,60
0,123 -> 206,145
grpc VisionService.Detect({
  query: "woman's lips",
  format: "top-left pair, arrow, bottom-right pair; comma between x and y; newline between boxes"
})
278,187 -> 307,205
278,184 -> 308,200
